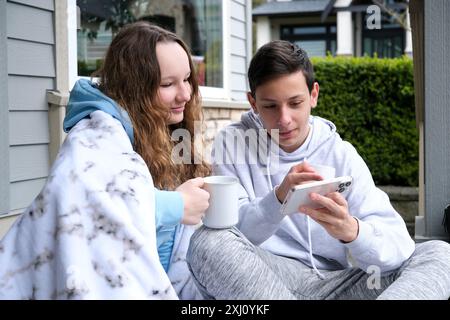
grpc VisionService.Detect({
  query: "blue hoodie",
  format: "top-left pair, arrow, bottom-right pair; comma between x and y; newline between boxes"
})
64,79 -> 183,271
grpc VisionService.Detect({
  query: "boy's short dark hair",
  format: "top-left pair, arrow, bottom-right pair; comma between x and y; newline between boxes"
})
248,40 -> 315,96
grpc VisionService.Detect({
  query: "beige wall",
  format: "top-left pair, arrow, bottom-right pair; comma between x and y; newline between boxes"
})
0,214 -> 19,239
203,105 -> 249,151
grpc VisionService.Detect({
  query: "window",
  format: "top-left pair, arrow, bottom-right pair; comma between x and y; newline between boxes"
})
76,0 -> 223,88
280,25 -> 337,57
363,34 -> 403,58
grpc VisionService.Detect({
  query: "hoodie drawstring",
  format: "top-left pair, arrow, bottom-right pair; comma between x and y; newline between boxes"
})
267,155 -> 325,280
306,215 -> 325,279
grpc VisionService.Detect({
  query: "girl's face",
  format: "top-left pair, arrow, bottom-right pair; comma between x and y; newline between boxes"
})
156,41 -> 192,125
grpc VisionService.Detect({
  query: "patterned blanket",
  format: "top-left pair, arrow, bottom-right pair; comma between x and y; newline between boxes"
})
0,110 -> 200,299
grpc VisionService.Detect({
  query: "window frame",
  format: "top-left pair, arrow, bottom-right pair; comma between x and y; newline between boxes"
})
70,0 -> 230,100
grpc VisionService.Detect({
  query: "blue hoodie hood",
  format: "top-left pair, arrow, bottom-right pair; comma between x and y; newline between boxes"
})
63,79 -> 134,144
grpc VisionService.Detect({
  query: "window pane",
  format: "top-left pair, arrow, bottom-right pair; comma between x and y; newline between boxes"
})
294,40 -> 326,57
363,38 -> 372,56
383,38 -> 391,58
373,38 -> 381,57
363,35 -> 404,58
329,40 -> 336,56
393,36 -> 403,57
77,0 -> 223,88
293,26 -> 326,35
281,27 -> 291,36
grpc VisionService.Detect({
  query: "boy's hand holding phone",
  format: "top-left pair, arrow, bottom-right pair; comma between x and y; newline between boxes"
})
276,161 -> 358,243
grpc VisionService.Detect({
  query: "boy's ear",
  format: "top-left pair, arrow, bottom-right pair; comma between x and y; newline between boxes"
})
310,82 -> 320,109
247,92 -> 258,113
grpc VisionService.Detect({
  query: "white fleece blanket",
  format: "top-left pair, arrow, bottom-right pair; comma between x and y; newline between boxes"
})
0,110 -> 199,299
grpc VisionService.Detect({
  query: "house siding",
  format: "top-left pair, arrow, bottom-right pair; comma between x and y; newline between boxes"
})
7,1 -> 54,43
229,0 -> 251,101
3,0 -> 55,214
0,0 -> 10,215
8,0 -> 54,11
424,0 -> 450,238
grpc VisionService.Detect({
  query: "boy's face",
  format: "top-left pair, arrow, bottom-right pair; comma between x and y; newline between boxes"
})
247,71 -> 319,153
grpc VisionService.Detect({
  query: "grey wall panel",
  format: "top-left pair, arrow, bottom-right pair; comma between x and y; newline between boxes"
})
230,36 -> 246,57
231,18 -> 246,40
231,0 -> 245,22
230,73 -> 247,91
9,111 -> 50,145
230,38 -> 247,93
229,0 -> 250,99
3,0 -> 55,215
230,91 -> 247,101
9,144 -> 50,182
7,1 -> 54,44
424,0 -> 450,238
8,0 -> 54,11
8,76 -> 54,111
10,177 -> 46,210
1,0 -> 10,214
7,39 -> 55,77
230,54 -> 246,74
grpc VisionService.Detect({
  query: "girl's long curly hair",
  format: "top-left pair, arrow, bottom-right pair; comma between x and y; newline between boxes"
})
94,21 -> 211,190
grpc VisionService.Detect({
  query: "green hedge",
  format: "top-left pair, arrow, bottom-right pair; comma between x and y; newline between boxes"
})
310,56 -> 418,186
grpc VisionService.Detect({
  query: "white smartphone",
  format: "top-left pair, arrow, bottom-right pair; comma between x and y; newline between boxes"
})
279,176 -> 353,216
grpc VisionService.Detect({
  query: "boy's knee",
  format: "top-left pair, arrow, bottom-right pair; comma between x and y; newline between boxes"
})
415,240 -> 450,262
430,240 -> 450,255
189,225 -> 231,250
187,226 -> 235,267
421,239 -> 450,251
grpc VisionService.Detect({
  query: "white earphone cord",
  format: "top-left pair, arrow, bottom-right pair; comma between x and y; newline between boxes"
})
267,154 -> 325,280
307,215 -> 325,279
303,156 -> 325,279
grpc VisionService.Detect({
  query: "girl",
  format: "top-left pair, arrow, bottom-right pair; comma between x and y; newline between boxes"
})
0,22 -> 210,299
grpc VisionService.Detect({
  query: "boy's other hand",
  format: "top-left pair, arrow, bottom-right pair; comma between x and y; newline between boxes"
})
300,191 -> 359,243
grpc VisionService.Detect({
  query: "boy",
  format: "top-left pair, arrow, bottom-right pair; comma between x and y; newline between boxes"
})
187,40 -> 450,299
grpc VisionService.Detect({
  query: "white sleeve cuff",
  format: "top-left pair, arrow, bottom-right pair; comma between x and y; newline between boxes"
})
343,217 -> 377,257
259,186 -> 285,224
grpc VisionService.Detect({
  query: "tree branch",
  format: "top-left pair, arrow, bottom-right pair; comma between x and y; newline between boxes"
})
371,0 -> 410,31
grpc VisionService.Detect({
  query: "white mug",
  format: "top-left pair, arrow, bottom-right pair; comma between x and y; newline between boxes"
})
202,175 -> 239,229
309,163 -> 336,180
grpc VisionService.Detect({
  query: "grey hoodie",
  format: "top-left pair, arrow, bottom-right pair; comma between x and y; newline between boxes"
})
211,110 -> 415,273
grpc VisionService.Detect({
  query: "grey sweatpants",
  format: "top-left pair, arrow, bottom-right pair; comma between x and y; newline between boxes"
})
186,226 -> 450,300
